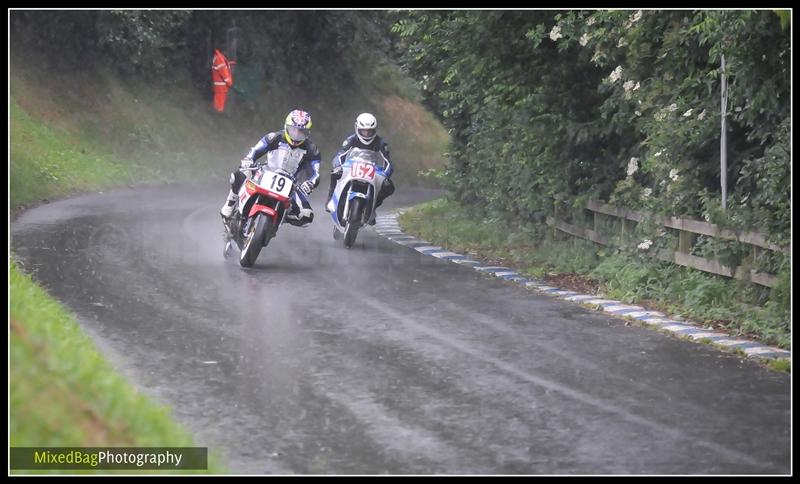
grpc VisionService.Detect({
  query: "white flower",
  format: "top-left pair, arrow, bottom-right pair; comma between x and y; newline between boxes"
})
634,110 -> 642,117
667,103 -> 678,112
703,213 -> 711,222
637,239 -> 653,250
669,168 -> 680,181
643,188 -> 652,197
579,33 -> 590,46
633,81 -> 641,91
549,25 -> 563,41
586,16 -> 596,26
618,37 -> 629,48
654,150 -> 663,158
609,65 -> 624,83
625,10 -> 643,28
627,157 -> 639,176
682,109 -> 693,117
697,109 -> 707,120
623,80 -> 636,92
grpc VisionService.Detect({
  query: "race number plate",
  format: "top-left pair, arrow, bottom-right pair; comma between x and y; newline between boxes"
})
261,170 -> 293,197
350,162 -> 376,180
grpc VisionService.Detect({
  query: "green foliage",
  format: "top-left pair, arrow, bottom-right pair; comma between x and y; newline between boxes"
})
392,9 -> 790,245
591,256 -> 667,302
399,196 -> 512,252
95,11 -> 192,73
11,10 -> 400,97
533,239 -> 599,275
394,11 -> 628,217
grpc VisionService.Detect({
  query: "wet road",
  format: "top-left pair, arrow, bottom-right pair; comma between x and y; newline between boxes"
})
11,183 -> 791,474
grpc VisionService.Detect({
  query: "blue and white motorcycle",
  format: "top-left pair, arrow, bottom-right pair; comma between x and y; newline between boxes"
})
326,147 -> 389,248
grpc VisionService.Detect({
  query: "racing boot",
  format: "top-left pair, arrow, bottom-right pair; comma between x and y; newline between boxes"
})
220,189 -> 237,219
325,180 -> 336,213
325,170 -> 342,213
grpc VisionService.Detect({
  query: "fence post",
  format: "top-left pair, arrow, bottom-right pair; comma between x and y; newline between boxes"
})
620,218 -> 627,244
678,230 -> 695,254
752,245 -> 759,274
721,53 -> 728,210
552,193 -> 565,242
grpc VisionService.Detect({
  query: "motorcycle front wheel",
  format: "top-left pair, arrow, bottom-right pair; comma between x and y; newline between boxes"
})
240,214 -> 271,267
344,198 -> 364,249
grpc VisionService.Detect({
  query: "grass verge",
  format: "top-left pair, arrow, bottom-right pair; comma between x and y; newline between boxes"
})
399,197 -> 791,353
10,100 -> 143,209
10,261 -> 227,474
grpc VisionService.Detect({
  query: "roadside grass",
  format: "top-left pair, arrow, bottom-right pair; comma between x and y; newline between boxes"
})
10,262 -> 227,474
399,197 -> 791,351
767,359 -> 791,372
10,101 -> 140,209
9,60 -> 250,212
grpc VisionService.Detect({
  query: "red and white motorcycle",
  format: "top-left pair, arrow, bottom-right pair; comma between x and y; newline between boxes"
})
223,146 -> 302,267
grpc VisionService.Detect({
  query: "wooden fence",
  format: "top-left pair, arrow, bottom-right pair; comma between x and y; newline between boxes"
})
545,199 -> 790,288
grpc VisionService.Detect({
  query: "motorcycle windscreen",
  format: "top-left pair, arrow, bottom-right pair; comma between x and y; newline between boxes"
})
346,147 -> 386,166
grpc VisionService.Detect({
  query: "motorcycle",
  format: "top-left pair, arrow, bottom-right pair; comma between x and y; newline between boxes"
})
223,146 -> 304,267
326,147 -> 389,248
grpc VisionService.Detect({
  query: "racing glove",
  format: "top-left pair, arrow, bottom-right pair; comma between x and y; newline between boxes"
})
299,180 -> 315,196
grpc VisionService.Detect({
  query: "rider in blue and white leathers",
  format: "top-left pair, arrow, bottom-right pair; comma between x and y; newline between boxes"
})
326,113 -> 394,218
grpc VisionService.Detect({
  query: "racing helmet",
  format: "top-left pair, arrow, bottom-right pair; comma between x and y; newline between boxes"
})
354,112 -> 377,145
284,109 -> 312,147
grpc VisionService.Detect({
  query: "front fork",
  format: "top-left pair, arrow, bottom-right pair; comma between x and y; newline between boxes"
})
223,213 -> 245,246
222,216 -> 233,241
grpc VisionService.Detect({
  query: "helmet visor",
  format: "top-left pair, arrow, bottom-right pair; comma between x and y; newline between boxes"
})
286,125 -> 309,143
358,128 -> 376,140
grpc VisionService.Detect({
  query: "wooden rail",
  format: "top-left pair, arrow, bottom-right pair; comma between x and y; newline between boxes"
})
585,200 -> 790,254
546,199 -> 787,288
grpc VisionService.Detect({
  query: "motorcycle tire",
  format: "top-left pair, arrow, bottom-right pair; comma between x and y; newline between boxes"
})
344,198 -> 364,249
240,214 -> 271,267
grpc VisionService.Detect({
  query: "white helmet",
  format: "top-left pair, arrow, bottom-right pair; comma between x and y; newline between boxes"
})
354,112 -> 377,145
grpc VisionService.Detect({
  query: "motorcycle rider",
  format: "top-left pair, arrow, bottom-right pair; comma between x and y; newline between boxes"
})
220,109 -> 321,227
326,113 -> 394,222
